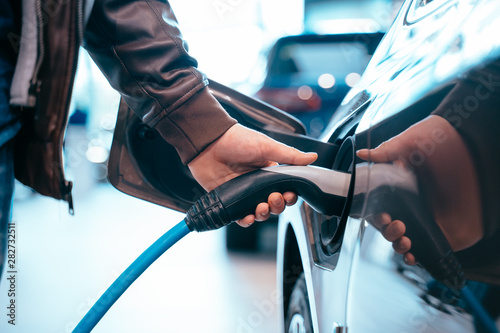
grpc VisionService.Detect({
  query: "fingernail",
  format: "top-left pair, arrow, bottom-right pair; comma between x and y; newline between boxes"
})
382,213 -> 392,225
273,197 -> 283,207
356,149 -> 367,155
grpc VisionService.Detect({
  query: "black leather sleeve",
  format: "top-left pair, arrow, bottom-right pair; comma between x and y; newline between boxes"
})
83,0 -> 236,163
432,58 -> 500,239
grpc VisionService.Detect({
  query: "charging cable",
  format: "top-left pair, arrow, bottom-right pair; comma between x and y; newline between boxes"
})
72,165 -> 498,333
73,221 -> 191,333
72,165 -> 350,333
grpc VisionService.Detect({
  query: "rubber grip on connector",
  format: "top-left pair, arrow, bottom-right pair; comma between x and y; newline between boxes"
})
185,191 -> 229,232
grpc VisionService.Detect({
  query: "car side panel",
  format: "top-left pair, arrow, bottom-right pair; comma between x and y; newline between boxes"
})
346,223 -> 475,332
278,201 -> 363,332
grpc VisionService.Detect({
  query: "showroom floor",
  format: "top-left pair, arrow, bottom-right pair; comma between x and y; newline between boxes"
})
0,178 -> 278,333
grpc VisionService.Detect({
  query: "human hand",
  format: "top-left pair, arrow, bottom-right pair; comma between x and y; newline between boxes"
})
357,115 -> 483,265
188,124 -> 318,227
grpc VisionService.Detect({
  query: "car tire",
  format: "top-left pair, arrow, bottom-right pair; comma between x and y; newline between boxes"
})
285,273 -> 313,333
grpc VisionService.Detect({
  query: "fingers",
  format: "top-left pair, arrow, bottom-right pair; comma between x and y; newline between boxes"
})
283,192 -> 298,206
357,116 -> 445,164
403,252 -> 416,265
268,192 -> 297,213
356,148 -> 370,161
372,212 -> 392,229
356,143 -> 394,163
236,214 -> 255,228
268,192 -> 285,214
373,213 -> 406,242
383,220 -> 406,242
392,236 -> 411,254
367,140 -> 400,162
237,192 -> 298,227
259,136 -> 318,166
255,202 -> 270,221
373,213 -> 416,265
257,192 -> 293,219
356,133 -> 413,163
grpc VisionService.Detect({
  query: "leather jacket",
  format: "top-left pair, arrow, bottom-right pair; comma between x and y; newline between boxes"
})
12,0 -> 236,212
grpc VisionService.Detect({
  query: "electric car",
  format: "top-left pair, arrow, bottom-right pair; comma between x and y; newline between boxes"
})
276,0 -> 500,332
107,0 -> 500,332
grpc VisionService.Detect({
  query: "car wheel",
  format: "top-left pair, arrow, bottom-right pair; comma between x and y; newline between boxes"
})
285,273 -> 313,333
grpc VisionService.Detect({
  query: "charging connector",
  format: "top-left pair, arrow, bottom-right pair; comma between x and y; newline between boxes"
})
185,166 -> 350,232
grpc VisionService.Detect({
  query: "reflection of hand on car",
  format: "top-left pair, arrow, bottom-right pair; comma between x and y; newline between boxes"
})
188,123 -> 318,227
357,115 -> 483,265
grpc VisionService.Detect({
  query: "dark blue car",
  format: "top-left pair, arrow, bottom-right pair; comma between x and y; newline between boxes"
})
255,33 -> 383,137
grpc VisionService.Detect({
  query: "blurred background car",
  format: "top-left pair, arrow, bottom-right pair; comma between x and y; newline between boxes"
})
254,32 -> 383,137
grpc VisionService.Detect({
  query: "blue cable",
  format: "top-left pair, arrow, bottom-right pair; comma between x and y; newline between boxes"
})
72,220 -> 191,333
461,286 -> 499,333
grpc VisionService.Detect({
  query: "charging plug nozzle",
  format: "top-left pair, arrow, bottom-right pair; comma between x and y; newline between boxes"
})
185,165 -> 351,232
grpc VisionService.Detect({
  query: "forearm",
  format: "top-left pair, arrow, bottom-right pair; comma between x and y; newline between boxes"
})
83,0 -> 236,163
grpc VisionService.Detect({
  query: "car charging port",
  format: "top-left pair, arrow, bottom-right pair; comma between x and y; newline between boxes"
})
319,136 -> 355,256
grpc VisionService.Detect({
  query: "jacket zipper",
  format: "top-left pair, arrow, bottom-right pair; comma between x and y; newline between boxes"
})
29,0 -> 45,98
59,0 -> 85,215
77,0 -> 84,45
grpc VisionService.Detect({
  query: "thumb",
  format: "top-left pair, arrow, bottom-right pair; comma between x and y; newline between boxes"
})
260,138 -> 318,166
356,134 -> 410,163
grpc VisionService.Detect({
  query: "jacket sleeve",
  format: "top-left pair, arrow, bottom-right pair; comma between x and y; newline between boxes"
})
430,59 -> 500,284
431,58 -> 500,240
83,0 -> 237,164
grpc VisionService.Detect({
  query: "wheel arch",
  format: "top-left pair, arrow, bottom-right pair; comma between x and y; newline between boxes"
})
281,223 -> 304,323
